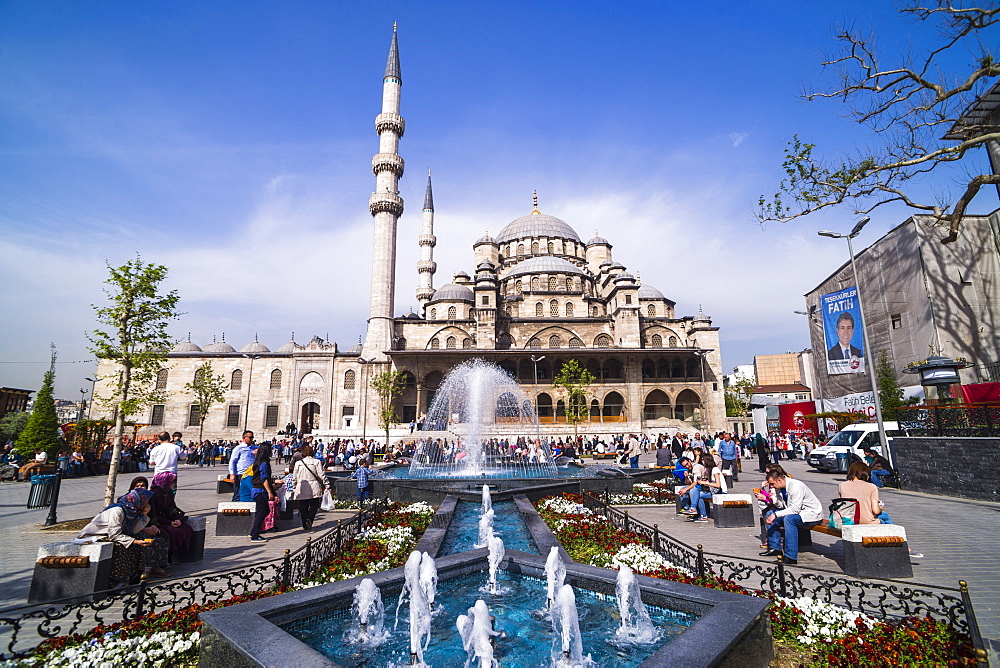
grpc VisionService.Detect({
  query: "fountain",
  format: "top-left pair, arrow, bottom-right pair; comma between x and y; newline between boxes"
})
615,566 -> 660,645
456,599 -> 499,668
545,546 -> 566,610
408,359 -> 559,479
476,508 -> 495,548
551,584 -> 591,667
343,578 -> 389,646
419,552 -> 438,607
481,484 -> 492,514
486,535 -> 505,595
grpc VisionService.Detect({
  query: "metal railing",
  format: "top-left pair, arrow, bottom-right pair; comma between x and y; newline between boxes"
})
0,501 -> 386,660
896,403 -> 1000,437
579,490 -> 988,666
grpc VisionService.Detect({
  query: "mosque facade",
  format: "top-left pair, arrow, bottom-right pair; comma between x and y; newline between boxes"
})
95,28 -> 725,441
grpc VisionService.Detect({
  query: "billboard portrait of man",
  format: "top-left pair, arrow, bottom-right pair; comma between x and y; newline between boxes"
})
827,312 -> 863,360
821,287 -> 865,374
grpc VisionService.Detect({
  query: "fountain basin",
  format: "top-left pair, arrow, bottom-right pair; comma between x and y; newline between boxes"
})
199,550 -> 773,667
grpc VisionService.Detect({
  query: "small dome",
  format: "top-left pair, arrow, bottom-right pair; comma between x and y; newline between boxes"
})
476,260 -> 496,271
404,311 -> 422,320
587,236 -> 610,246
203,338 -> 236,353
276,340 -> 301,354
638,284 -> 666,300
504,256 -> 588,279
171,340 -> 202,353
429,283 -> 474,304
475,232 -> 497,245
239,337 -> 270,354
496,213 -> 582,244
348,342 -> 363,354
615,271 -> 636,282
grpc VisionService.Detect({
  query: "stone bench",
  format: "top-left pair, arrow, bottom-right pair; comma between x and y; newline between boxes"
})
28,541 -> 114,604
841,524 -> 912,579
592,452 -> 619,460
216,474 -> 234,495
712,494 -> 755,528
175,516 -> 207,562
215,502 -> 256,536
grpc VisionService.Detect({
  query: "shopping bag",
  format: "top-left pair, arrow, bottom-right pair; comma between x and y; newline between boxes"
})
320,489 -> 334,512
262,498 -> 280,531
828,498 -> 861,530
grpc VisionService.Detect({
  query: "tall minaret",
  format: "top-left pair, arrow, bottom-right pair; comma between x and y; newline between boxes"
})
363,24 -> 405,360
416,170 -> 437,309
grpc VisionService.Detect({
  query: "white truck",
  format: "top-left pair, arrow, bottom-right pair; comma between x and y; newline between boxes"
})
806,421 -> 898,473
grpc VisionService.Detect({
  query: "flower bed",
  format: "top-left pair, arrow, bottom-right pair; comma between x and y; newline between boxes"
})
535,493 -> 977,666
594,480 -> 677,506
8,502 -> 435,667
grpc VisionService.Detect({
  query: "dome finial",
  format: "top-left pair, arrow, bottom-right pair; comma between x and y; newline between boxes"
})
221,332 -> 226,342
290,331 -> 295,342
393,20 -> 397,31
531,190 -> 540,214
187,332 -> 192,342
254,332 -> 259,343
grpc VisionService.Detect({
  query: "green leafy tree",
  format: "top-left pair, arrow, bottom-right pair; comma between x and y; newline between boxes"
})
370,368 -> 405,449
68,419 -> 116,452
553,359 -> 595,441
184,361 -> 227,444
15,346 -> 62,458
875,349 -> 906,421
88,256 -> 181,507
757,3 -> 1000,242
0,411 -> 30,444
725,376 -> 756,419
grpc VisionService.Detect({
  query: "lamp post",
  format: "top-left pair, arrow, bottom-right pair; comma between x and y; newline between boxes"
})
242,355 -> 260,432
84,377 -> 97,421
530,354 -> 546,417
818,217 -> 893,464
358,358 -> 374,442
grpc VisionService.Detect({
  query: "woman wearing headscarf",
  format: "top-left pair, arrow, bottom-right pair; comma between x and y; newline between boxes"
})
248,443 -> 276,542
150,471 -> 193,555
74,488 -> 165,585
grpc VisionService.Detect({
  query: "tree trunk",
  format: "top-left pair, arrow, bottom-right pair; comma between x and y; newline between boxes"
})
104,366 -> 131,507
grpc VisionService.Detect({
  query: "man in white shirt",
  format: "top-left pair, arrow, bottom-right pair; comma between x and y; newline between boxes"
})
758,469 -> 824,564
148,431 -> 186,479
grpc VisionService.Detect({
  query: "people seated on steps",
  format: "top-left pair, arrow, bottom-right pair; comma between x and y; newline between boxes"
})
756,466 -> 823,565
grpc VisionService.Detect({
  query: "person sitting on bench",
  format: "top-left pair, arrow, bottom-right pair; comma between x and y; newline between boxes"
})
758,468 -> 823,565
839,462 -> 892,524
861,448 -> 893,488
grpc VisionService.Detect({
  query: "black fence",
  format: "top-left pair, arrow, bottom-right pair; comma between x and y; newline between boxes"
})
0,502 -> 385,660
897,403 -> 1000,437
579,490 -> 988,666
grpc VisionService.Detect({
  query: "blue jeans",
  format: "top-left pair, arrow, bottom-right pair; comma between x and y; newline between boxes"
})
694,487 -> 716,519
877,511 -> 893,523
871,469 -> 891,488
250,494 -> 269,538
767,514 -> 818,560
629,455 -> 639,468
357,484 -> 370,503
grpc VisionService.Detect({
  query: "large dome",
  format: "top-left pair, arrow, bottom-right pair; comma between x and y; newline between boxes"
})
638,284 -> 667,300
496,213 -> 582,244
504,256 -> 588,278
428,283 -> 474,303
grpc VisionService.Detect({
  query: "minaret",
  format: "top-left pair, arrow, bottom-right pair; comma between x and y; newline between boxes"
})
416,169 -> 437,309
363,24 -> 405,360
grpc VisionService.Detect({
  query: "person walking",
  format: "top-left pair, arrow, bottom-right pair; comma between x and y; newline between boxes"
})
754,432 -> 769,473
148,432 -> 186,487
717,432 -> 739,483
228,431 -> 256,502
293,444 -> 329,531
627,434 -> 641,468
248,443 -> 276,542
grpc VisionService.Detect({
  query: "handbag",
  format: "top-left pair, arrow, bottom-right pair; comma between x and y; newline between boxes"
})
828,497 -> 861,529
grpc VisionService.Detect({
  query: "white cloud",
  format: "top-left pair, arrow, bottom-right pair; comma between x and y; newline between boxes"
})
729,132 -> 750,147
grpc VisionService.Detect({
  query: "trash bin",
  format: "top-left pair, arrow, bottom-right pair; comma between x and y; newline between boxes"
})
27,474 -> 58,509
835,452 -> 850,473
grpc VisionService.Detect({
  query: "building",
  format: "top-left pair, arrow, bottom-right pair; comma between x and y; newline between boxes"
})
95,27 -> 725,441
0,388 -> 32,422
752,351 -> 813,400
803,211 -> 1000,400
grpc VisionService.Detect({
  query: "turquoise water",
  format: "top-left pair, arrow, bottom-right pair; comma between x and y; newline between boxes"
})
439,500 -> 538,556
283,570 -> 695,667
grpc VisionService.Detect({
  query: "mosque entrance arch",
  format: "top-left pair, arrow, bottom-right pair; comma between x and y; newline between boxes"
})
300,402 -> 321,434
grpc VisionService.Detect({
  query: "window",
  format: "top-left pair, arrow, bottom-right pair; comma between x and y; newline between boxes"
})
651,334 -> 662,347
531,276 -> 540,291
269,369 -> 282,390
230,369 -> 243,390
565,302 -> 574,317
548,276 -> 557,291
515,280 -> 522,293
264,405 -> 279,428
150,404 -> 165,426
549,335 -> 562,348
565,277 -> 572,291
547,242 -> 554,254
344,369 -> 356,389
529,338 -> 542,348
188,404 -> 201,427
446,336 -> 457,349
891,313 -> 902,329
193,367 -> 205,384
156,369 -> 168,390
647,304 -> 656,317
595,334 -> 612,348
481,296 -> 489,306
531,242 -> 539,254
625,294 -> 632,304
342,406 -> 355,416
448,305 -> 457,319
668,336 -> 678,347
550,299 -> 559,316
535,302 -> 543,316
568,338 -> 582,348
517,243 -> 524,255
430,308 -> 437,320
592,305 -> 600,317
463,338 -> 473,348
505,305 -> 513,317
795,393 -> 807,400
227,405 -> 241,427
430,337 -> 440,349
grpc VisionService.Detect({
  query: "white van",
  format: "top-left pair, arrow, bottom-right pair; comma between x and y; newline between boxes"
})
806,421 -> 897,473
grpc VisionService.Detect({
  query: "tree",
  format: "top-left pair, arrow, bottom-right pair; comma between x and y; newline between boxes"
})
66,419 -> 116,452
0,411 -> 29,444
757,3 -> 1000,242
725,376 -> 756,419
875,350 -> 906,421
370,368 -> 405,449
802,411 -> 868,429
184,361 -> 227,444
553,359 -> 595,441
88,256 -> 181,507
16,346 -> 62,458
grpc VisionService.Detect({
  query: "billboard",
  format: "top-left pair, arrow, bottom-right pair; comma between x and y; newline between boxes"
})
821,287 -> 865,375
777,400 -> 818,436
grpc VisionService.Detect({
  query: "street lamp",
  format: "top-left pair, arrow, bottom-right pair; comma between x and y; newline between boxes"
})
530,353 -> 545,411
242,355 -> 260,432
358,358 -> 374,442
84,377 -> 97,421
817,217 -> 893,464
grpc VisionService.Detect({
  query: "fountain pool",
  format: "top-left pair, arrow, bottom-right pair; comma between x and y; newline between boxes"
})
439,499 -> 538,556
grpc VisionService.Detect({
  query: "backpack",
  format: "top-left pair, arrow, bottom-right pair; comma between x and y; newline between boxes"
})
828,497 -> 861,530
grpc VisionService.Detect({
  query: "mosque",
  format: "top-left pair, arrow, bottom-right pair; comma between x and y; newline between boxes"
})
96,27 -> 725,442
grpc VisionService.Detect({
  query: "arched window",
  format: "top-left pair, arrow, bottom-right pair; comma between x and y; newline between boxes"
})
568,337 -> 582,348
675,389 -> 701,420
594,333 -> 613,348
528,338 -> 542,348
565,277 -> 572,291
155,369 -> 168,390
447,305 -> 457,319
603,391 -> 625,419
430,337 -> 440,349
550,299 -> 559,316
430,308 -> 437,320
651,334 -> 662,347
462,338 -> 473,348
590,399 -> 600,421
269,369 -> 282,390
644,390 -> 671,420
344,369 -> 356,389
505,305 -> 513,317
648,304 -> 656,317
668,336 -> 678,347
536,392 -> 553,418
446,336 -> 457,349
565,302 -> 574,317
548,276 -> 557,291
498,333 -> 514,350
602,359 -> 623,379
230,369 -> 243,390
531,242 -> 539,254
535,302 -> 543,316
547,242 -> 554,254
642,359 -> 656,379
193,367 -> 205,384
517,243 -> 525,255
395,336 -> 407,350
592,305 -> 600,317
531,276 -> 540,291
515,279 -> 522,293
549,335 -> 562,348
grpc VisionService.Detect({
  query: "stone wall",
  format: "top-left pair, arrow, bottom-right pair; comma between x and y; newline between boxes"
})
892,437 -> 1000,502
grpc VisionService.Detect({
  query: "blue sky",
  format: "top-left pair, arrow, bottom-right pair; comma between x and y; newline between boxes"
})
1,1 -> 997,399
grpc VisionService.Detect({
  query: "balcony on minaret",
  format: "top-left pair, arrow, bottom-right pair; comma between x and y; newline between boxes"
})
417,234 -> 437,247
417,260 -> 437,273
374,112 -> 405,137
372,152 -> 405,177
369,191 -> 404,216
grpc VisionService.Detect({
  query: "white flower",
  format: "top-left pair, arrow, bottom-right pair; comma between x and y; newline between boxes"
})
591,543 -> 691,576
777,597 -> 875,644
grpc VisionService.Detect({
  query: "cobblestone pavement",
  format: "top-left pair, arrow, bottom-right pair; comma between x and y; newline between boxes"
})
0,464 -> 357,613
621,453 -> 1000,659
